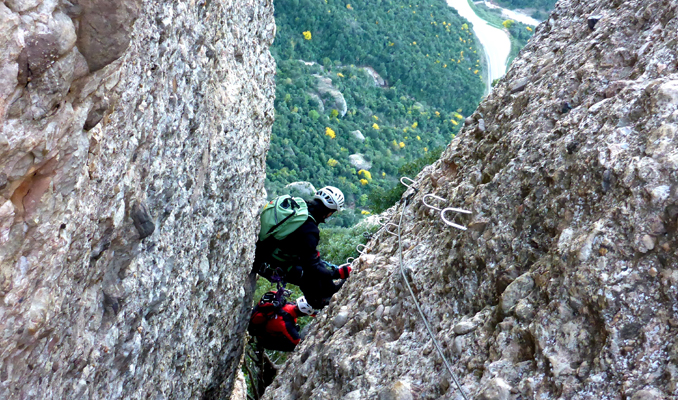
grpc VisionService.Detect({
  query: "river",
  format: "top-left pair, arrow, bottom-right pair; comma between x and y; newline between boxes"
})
479,1 -> 541,26
445,0 -> 511,93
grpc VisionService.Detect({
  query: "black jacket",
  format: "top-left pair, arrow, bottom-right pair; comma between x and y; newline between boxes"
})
256,217 -> 322,271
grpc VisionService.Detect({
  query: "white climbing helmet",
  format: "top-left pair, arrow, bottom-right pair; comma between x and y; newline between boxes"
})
314,186 -> 345,211
296,296 -> 314,315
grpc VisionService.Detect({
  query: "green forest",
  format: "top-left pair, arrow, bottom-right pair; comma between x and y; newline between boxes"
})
266,0 -> 487,224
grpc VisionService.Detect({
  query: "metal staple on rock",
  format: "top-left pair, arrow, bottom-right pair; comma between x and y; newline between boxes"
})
395,177 -> 471,400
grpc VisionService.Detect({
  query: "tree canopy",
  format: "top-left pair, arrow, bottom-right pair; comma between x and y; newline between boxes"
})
266,0 -> 487,225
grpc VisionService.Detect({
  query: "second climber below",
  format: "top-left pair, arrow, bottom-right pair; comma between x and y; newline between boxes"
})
254,186 -> 352,309
248,293 -> 315,352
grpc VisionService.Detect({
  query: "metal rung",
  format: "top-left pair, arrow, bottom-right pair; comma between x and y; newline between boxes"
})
422,194 -> 446,211
384,223 -> 399,236
356,244 -> 368,254
441,207 -> 471,231
400,176 -> 416,188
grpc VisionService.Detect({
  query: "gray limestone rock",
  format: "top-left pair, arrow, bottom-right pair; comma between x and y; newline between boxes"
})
83,99 -> 110,131
351,130 -> 366,142
0,0 -> 275,398
477,378 -> 511,400
510,77 -> 530,94
314,74 -> 348,117
453,320 -> 478,335
17,34 -> 60,85
285,181 -> 316,197
333,310 -> 350,328
349,154 -> 372,170
500,273 -> 534,314
631,389 -> 664,400
131,202 -> 155,239
263,1 -> 678,399
378,380 -> 413,400
76,0 -> 142,72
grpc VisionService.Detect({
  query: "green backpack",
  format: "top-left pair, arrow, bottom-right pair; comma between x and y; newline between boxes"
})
259,195 -> 310,242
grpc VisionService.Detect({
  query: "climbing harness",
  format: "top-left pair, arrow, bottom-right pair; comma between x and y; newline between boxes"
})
395,177 -> 471,400
267,267 -> 291,305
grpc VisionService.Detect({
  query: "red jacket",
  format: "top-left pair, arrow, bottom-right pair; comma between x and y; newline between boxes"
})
250,303 -> 303,352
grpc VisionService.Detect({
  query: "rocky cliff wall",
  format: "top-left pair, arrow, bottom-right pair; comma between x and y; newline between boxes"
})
0,0 -> 275,398
264,0 -> 678,399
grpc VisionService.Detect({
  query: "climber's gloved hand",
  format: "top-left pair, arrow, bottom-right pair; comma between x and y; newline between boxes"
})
336,264 -> 351,279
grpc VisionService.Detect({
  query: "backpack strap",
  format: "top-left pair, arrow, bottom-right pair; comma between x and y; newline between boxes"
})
265,198 -> 301,237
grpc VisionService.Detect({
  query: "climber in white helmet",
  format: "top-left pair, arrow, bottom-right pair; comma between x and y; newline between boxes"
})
254,186 -> 352,309
248,293 -> 315,352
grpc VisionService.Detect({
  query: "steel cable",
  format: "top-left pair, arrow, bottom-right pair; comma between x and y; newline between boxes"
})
395,191 -> 470,400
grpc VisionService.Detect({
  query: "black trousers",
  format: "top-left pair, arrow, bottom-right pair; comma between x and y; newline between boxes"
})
298,264 -> 345,309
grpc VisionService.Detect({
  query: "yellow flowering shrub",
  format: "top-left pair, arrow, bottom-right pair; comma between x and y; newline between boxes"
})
373,115 -> 378,120
361,210 -> 371,215
325,127 -> 336,138
337,72 -> 345,77
360,179 -> 369,185
450,119 -> 458,126
327,158 -> 338,167
526,26 -> 533,31
399,142 -> 405,148
346,4 -> 353,9
417,136 -> 421,140
358,169 -> 372,180
411,121 -> 418,128
372,123 -> 380,130
302,31 -> 312,40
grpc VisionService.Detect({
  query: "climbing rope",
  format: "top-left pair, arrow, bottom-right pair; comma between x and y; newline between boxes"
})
394,177 -> 471,400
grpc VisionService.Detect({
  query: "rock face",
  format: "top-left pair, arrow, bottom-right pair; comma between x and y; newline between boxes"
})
349,154 -> 372,170
0,0 -> 275,398
264,0 -> 678,399
314,74 -> 348,117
